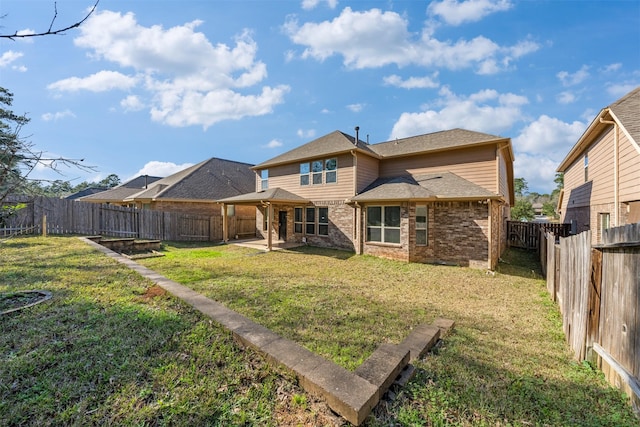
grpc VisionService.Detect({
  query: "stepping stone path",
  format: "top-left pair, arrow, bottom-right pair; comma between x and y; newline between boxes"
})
83,237 -> 455,426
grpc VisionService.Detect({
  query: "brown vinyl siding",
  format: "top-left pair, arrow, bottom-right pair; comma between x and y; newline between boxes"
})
618,131 -> 640,202
498,150 -> 509,199
588,128 -> 615,206
262,153 -> 355,200
356,153 -> 380,194
379,145 -> 497,193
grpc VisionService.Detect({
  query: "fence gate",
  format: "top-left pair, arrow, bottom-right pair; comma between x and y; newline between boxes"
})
507,221 -> 571,251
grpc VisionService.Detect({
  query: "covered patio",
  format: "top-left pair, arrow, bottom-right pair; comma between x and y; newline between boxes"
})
217,188 -> 309,252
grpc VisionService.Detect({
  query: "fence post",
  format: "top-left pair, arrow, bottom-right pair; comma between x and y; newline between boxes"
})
42,215 -> 47,237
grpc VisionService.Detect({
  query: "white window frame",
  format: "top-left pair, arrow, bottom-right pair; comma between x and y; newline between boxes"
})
416,205 -> 428,246
366,205 -> 401,244
300,163 -> 310,186
260,169 -> 268,191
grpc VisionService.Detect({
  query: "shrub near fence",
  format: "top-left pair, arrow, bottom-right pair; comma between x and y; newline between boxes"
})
0,195 -> 249,242
541,223 -> 640,414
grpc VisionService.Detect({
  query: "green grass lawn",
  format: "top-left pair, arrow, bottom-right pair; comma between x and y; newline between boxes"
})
1,236 -> 637,426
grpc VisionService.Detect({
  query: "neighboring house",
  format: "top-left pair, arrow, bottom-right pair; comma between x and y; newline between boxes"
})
65,187 -> 108,200
557,86 -> 640,244
79,175 -> 163,206
219,128 -> 514,269
80,158 -> 257,239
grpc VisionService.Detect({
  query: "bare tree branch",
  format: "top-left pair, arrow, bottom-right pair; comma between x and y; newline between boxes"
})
1,0 -> 99,40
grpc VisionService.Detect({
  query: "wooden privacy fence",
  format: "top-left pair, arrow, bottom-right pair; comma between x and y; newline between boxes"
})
541,223 -> 640,412
507,221 -> 571,250
1,196 -> 255,241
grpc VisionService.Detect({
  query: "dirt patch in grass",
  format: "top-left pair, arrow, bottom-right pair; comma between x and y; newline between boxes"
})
138,285 -> 167,301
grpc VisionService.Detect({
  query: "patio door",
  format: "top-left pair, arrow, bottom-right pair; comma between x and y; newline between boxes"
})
278,211 -> 287,240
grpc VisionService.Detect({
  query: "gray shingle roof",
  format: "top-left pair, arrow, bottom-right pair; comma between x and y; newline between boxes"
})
609,86 -> 640,144
351,172 -> 498,202
217,187 -> 309,204
79,175 -> 162,203
128,158 -> 255,202
370,128 -> 508,158
254,130 -> 377,169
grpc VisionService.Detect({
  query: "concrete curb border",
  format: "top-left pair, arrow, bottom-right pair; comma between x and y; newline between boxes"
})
81,237 -> 454,425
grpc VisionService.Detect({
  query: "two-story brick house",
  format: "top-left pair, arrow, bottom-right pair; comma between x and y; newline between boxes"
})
557,86 -> 640,244
219,128 -> 514,269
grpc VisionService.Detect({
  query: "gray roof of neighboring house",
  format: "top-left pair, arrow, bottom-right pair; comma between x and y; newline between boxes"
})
254,130 -> 377,169
217,187 -> 309,204
65,187 -> 108,200
351,172 -> 499,202
369,128 -> 508,158
609,86 -> 640,144
79,175 -> 163,203
127,158 -> 255,202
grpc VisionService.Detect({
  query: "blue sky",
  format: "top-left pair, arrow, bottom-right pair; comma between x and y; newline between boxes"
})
1,0 -> 638,194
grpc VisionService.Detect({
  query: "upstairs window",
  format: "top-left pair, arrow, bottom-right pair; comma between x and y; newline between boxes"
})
260,169 -> 269,191
300,158 -> 338,186
325,158 -> 337,183
584,154 -> 589,182
312,160 -> 323,184
300,163 -> 310,186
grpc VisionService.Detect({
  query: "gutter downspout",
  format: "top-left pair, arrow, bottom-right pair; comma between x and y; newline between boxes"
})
351,149 -> 359,253
354,201 -> 362,255
222,203 -> 228,242
600,115 -> 619,227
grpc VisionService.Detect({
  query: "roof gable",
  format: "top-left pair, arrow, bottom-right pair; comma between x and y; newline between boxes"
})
609,86 -> 640,145
370,128 -> 508,158
254,130 -> 377,169
558,86 -> 640,172
129,158 -> 256,201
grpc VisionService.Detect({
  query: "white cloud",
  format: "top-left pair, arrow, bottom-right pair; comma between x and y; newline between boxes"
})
389,87 -> 528,139
556,91 -> 576,104
120,95 -> 145,111
54,9 -> 288,129
601,63 -> 622,73
513,114 -> 585,158
513,153 -> 560,195
427,0 -> 513,26
284,7 -> 538,74
48,70 -> 138,92
557,65 -> 590,87
297,128 -> 316,138
383,73 -> 439,89
264,139 -> 283,148
301,0 -> 338,10
41,110 -> 76,121
606,83 -> 639,98
347,103 -> 365,112
131,161 -> 194,179
0,50 -> 24,67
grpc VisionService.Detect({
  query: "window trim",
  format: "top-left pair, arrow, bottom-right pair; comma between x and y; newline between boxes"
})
260,169 -> 269,191
299,158 -> 338,186
294,207 -> 303,234
415,205 -> 428,246
366,205 -> 401,244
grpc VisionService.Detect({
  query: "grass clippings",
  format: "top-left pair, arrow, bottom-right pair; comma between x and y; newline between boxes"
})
1,236 -> 637,426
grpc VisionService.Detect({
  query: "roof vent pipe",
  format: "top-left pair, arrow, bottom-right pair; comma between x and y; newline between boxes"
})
354,126 -> 359,145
